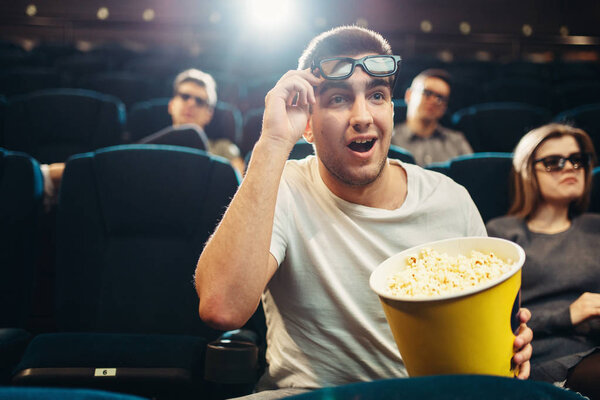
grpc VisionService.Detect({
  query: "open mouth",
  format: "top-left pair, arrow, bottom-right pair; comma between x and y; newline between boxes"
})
348,138 -> 376,153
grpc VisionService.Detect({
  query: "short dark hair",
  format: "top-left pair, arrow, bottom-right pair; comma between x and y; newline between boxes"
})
297,25 -> 392,70
410,68 -> 453,90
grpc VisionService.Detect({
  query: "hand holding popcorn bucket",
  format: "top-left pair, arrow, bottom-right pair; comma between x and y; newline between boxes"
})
369,237 -> 525,377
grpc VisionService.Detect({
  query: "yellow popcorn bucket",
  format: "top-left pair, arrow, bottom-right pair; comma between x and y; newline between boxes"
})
369,237 -> 525,377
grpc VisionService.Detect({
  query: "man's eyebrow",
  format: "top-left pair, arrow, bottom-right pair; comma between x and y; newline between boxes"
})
317,80 -> 352,95
367,78 -> 392,91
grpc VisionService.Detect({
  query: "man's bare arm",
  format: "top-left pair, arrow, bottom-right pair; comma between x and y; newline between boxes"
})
195,70 -> 321,330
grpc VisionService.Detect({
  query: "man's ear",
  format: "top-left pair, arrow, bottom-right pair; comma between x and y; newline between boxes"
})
167,98 -> 174,118
303,118 -> 314,143
404,88 -> 412,104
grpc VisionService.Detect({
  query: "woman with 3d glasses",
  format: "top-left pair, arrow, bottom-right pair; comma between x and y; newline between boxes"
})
486,123 -> 599,399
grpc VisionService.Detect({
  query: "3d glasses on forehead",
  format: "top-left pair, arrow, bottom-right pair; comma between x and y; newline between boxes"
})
311,55 -> 402,80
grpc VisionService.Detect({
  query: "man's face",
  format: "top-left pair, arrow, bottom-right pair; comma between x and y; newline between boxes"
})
405,76 -> 450,123
168,81 -> 214,129
305,53 -> 394,187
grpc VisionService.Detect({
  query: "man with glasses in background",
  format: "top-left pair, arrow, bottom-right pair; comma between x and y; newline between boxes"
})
40,69 -> 246,207
392,68 -> 472,166
195,26 -> 532,399
167,68 -> 245,175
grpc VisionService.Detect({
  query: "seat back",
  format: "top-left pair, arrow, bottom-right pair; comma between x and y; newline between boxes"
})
55,145 -> 239,340
0,387 -> 148,400
241,107 -> 264,157
451,102 -> 552,153
591,166 -> 600,214
393,99 -> 407,125
0,148 -> 43,327
554,103 -> 600,160
3,89 -> 125,164
0,96 -> 5,146
388,145 -> 416,164
0,68 -> 64,97
445,153 -> 514,223
137,124 -> 209,151
482,78 -> 552,110
126,98 -> 172,143
80,72 -> 169,109
553,81 -> 600,113
204,101 -> 243,144
127,98 -> 242,145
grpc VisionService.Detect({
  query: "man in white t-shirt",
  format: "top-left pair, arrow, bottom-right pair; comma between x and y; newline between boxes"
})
195,26 -> 533,400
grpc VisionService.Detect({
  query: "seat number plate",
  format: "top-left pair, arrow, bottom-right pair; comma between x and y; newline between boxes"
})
94,368 -> 117,377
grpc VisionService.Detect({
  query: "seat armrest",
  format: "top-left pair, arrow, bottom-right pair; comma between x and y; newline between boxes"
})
204,329 -> 259,385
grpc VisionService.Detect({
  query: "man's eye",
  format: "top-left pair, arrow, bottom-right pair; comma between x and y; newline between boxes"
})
330,95 -> 346,104
372,92 -> 384,100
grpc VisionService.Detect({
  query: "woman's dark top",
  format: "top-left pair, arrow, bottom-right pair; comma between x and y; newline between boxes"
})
486,213 -> 600,381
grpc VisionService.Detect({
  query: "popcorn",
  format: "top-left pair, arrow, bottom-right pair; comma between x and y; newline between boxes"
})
386,248 -> 516,298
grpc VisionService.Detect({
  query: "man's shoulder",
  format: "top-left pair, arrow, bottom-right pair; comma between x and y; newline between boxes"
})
282,155 -> 318,184
404,162 -> 469,197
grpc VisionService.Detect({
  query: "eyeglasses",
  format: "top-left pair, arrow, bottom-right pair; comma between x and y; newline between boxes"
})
534,152 -> 591,172
176,92 -> 209,107
311,55 -> 402,80
421,89 -> 449,105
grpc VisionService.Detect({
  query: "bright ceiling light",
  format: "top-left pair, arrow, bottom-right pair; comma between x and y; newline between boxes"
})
522,24 -> 533,37
142,9 -> 155,22
245,0 -> 297,32
420,20 -> 433,33
25,4 -> 37,17
97,7 -> 109,20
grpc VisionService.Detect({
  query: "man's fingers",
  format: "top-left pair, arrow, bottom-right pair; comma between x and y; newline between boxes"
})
514,324 -> 533,350
513,342 -> 532,364
516,360 -> 530,380
518,307 -> 531,323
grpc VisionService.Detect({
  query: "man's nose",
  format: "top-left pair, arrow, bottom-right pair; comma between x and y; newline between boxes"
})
349,97 -> 373,132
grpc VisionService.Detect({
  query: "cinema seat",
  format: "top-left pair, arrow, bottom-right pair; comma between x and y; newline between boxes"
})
482,78 -> 552,110
0,387 -> 148,400
284,375 -> 584,400
426,153 -> 514,223
388,145 -> 416,164
0,148 -> 43,383
12,145 -> 262,399
0,68 -> 64,97
553,81 -> 600,113
0,96 -> 5,145
127,98 -> 242,146
2,89 -> 125,164
137,124 -> 209,151
240,107 -> 264,157
590,167 -> 600,214
80,72 -> 168,109
451,102 -> 552,153
554,103 -> 600,161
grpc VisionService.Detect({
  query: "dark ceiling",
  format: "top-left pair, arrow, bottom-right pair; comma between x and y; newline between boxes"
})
1,0 -> 599,64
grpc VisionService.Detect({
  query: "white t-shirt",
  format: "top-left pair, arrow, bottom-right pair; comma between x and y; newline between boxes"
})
258,156 -> 486,390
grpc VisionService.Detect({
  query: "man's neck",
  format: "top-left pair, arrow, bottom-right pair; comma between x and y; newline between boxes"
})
406,116 -> 438,138
320,161 -> 407,210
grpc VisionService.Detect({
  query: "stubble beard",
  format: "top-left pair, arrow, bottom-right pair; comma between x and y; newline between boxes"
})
321,150 -> 388,187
